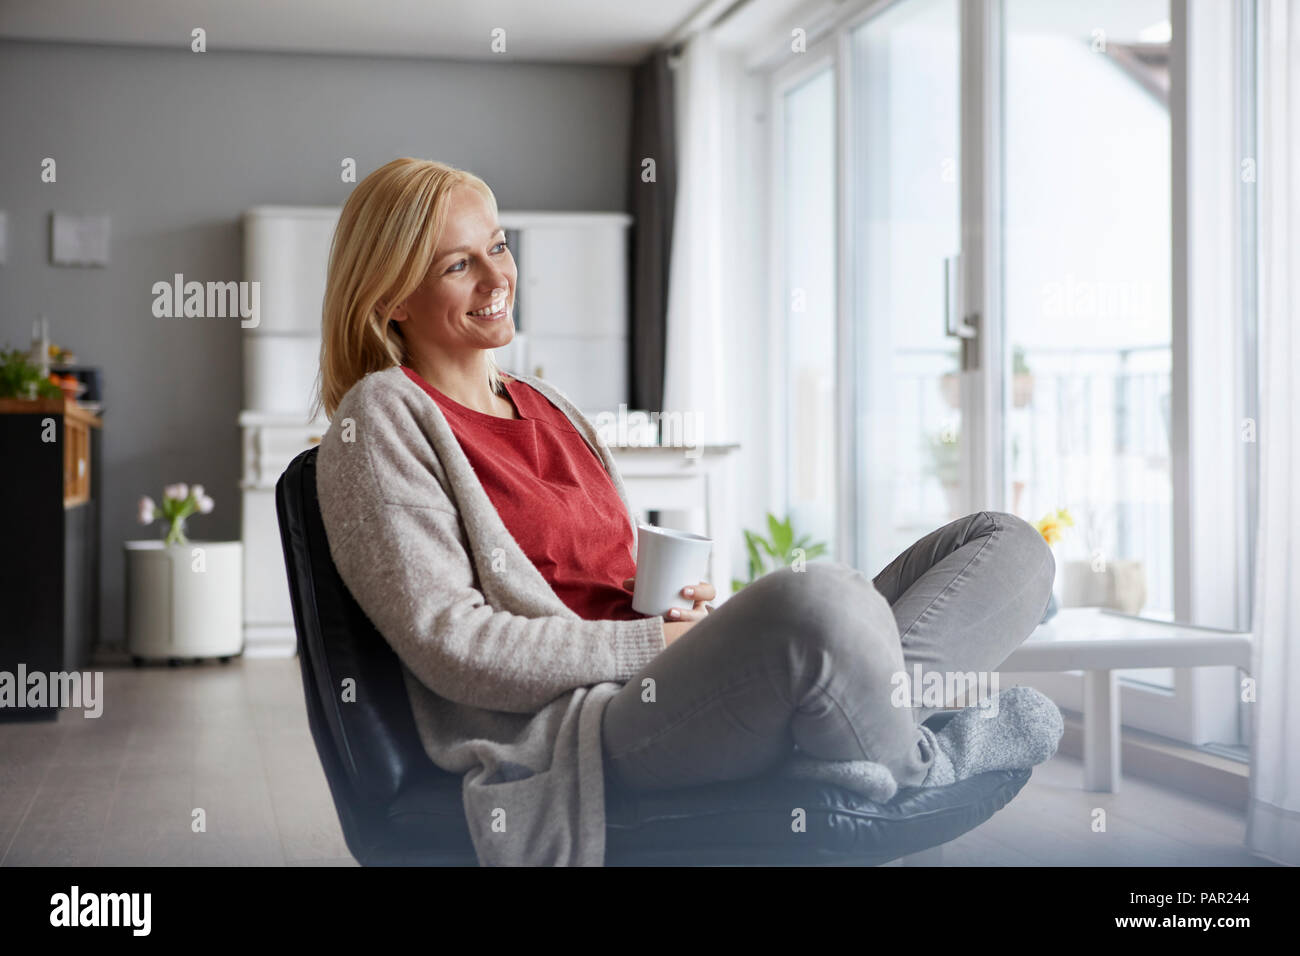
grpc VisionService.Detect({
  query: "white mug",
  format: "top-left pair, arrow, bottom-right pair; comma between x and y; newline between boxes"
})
631,524 -> 713,617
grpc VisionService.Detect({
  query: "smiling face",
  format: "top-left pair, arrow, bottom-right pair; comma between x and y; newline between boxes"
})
390,185 -> 516,359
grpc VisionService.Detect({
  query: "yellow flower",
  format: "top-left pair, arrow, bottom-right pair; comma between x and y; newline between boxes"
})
1035,508 -> 1074,545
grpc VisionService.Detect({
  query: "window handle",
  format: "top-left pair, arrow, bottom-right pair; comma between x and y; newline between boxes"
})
944,255 -> 977,340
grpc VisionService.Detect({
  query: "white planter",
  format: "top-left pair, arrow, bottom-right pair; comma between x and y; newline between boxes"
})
1059,558 -> 1148,615
124,540 -> 244,662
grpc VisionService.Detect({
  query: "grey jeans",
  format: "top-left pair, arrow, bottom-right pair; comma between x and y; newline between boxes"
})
601,510 -> 1056,792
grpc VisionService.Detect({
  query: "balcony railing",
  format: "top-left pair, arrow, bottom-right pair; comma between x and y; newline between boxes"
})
895,344 -> 1172,617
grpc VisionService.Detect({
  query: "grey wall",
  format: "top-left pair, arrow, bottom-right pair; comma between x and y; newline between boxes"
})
0,39 -> 633,650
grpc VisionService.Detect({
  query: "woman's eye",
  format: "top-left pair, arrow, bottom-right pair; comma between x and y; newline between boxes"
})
446,242 -> 508,274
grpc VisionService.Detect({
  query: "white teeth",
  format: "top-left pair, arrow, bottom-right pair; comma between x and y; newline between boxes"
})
468,301 -> 506,316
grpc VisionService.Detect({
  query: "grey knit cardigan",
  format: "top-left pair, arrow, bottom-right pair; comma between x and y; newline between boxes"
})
315,365 -> 666,866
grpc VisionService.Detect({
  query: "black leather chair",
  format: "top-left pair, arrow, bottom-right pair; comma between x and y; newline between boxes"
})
275,446 -> 1032,865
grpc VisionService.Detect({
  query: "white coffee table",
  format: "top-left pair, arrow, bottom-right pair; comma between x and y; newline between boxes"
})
1001,607 -> 1253,792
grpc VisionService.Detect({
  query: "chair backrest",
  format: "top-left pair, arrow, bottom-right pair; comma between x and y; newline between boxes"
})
275,445 -> 439,805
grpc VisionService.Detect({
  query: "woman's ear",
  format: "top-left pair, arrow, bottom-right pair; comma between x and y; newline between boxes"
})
381,299 -> 408,323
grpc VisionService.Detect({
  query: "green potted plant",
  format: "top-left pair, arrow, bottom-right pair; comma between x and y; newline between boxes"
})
731,512 -> 829,594
0,346 -> 63,400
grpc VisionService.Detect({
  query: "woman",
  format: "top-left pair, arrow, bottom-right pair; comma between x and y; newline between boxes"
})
314,157 -> 1056,867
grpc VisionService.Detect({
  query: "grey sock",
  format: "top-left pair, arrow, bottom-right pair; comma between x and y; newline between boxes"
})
920,685 -> 1064,786
778,686 -> 1063,801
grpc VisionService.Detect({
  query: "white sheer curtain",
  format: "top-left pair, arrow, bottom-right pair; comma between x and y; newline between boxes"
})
1246,0 -> 1300,867
662,29 -> 730,447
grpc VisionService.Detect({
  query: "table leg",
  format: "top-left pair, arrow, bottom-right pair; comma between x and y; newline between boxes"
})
1083,669 -> 1120,792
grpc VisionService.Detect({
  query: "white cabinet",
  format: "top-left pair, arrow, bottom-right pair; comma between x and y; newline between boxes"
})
238,413 -> 325,656
497,211 -> 631,414
509,219 -> 629,337
525,334 -> 627,411
243,205 -> 340,416
239,205 -> 635,656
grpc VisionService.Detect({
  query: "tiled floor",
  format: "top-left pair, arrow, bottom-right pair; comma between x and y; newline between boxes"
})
0,657 -> 1272,866
0,657 -> 353,866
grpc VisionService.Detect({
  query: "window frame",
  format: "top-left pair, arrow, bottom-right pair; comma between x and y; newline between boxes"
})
752,0 -> 1258,749
766,34 -> 840,556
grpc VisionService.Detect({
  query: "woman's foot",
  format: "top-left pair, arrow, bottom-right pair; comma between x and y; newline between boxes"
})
779,686 -> 1063,800
920,685 -> 1064,786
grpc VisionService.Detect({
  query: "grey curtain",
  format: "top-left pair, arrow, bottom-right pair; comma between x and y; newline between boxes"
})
627,48 -> 678,413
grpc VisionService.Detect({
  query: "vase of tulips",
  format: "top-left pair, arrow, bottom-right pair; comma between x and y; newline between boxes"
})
138,483 -> 214,546
125,482 -> 243,663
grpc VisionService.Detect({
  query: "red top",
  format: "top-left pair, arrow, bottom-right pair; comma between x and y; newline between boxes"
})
401,365 -> 643,621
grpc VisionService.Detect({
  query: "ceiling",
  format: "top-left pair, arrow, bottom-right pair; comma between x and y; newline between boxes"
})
0,0 -> 733,65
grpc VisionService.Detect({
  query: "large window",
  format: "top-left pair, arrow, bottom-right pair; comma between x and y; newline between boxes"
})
777,64 -> 838,558
851,0 -> 963,578
763,0 -> 1257,751
1003,0 -> 1174,629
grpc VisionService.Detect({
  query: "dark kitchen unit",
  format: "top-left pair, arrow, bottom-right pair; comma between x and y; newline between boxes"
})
0,395 -> 103,721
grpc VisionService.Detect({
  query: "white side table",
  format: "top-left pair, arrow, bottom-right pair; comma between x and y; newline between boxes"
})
124,540 -> 244,663
1002,607 -> 1253,792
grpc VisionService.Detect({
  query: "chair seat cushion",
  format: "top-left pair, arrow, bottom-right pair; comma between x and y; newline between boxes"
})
603,766 -> 1031,865
378,754 -> 1032,866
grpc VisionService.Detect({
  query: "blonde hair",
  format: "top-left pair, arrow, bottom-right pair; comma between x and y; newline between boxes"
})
312,157 -> 505,421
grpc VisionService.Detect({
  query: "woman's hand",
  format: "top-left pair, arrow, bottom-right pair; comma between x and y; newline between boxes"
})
623,577 -> 716,646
